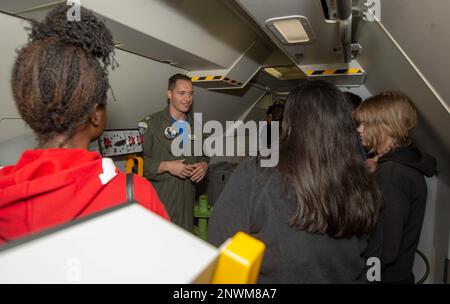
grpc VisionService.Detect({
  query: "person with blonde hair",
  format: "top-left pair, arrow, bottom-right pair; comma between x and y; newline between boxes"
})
356,91 -> 437,283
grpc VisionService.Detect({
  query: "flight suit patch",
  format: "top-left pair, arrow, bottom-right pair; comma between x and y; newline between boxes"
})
164,126 -> 179,139
138,121 -> 148,135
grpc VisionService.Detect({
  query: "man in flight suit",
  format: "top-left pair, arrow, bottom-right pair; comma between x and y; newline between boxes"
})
139,74 -> 209,232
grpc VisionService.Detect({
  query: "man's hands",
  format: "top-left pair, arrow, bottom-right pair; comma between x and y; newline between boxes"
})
190,162 -> 208,183
159,159 -> 193,179
159,160 -> 208,182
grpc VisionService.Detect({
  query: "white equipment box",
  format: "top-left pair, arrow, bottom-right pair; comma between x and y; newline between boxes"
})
0,204 -> 219,283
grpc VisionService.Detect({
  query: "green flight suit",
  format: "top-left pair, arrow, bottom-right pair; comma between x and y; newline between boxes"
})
139,107 -> 209,233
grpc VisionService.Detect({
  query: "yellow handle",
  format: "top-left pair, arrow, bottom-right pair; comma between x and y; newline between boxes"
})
211,232 -> 265,284
125,156 -> 144,177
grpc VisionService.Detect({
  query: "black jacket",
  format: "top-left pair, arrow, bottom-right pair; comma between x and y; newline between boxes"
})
208,158 -> 379,284
375,145 -> 437,283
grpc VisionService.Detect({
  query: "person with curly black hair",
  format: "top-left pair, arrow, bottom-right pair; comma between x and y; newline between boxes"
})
0,4 -> 169,245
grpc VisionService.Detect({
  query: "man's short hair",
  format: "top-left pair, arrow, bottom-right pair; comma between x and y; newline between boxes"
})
168,73 -> 192,90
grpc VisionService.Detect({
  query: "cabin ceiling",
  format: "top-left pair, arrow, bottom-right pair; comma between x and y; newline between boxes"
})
0,0 -> 293,72
0,0 -> 360,92
2,1 -> 449,97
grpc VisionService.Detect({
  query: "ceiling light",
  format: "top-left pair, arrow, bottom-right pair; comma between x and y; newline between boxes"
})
264,67 -> 283,79
264,66 -> 305,80
266,16 -> 315,45
274,19 -> 309,43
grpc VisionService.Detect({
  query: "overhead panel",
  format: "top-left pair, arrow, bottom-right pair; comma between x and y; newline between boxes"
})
189,41 -> 270,90
234,0 -> 368,86
234,0 -> 343,66
191,76 -> 244,89
300,61 -> 366,86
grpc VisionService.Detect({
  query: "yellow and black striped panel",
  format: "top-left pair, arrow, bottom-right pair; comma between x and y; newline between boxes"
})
305,68 -> 363,76
191,75 -> 223,81
190,76 -> 243,86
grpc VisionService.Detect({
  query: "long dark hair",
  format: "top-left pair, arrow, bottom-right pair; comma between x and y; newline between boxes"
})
11,4 -> 115,146
278,80 -> 381,238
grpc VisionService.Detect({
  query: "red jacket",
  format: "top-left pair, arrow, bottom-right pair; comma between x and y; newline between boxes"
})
0,149 -> 169,245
